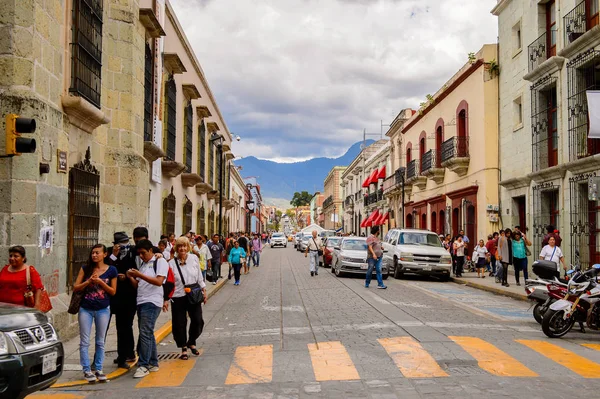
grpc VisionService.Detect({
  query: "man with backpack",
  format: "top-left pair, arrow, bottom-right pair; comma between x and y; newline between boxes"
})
126,239 -> 169,378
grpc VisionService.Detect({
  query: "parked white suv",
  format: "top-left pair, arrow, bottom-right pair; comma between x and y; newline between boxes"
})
270,232 -> 287,248
382,229 -> 452,281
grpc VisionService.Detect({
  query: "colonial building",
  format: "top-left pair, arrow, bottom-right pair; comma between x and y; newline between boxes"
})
323,166 -> 346,230
228,164 -> 246,233
341,140 -> 388,234
493,0 -> 600,267
244,177 -> 263,233
361,141 -> 391,236
310,192 -> 324,226
386,44 -> 500,241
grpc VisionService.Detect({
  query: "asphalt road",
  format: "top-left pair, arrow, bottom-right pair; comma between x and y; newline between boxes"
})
39,245 -> 600,399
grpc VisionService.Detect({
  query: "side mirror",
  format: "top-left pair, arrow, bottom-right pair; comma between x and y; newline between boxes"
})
383,249 -> 388,254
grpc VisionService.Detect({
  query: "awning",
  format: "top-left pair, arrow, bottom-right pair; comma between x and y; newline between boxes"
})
377,165 -> 386,180
377,212 -> 389,226
368,169 -> 379,185
367,209 -> 380,224
360,218 -> 369,228
361,174 -> 370,188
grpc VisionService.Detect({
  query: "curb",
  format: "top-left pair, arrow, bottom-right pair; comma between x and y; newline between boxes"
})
51,277 -> 229,388
450,277 -> 529,302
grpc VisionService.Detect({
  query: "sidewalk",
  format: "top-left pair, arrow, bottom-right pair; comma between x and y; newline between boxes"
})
450,270 -> 528,301
53,274 -> 229,387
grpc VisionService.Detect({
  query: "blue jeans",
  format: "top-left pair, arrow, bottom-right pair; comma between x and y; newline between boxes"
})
202,270 -> 206,281
137,303 -> 161,368
250,251 -> 260,266
366,257 -> 384,287
514,257 -> 529,283
79,306 -> 111,373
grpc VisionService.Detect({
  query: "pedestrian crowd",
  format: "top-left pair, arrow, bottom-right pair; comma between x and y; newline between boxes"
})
442,225 -> 565,287
0,226 -> 268,383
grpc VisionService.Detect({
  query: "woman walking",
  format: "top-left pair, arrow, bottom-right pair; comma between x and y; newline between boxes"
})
73,244 -> 118,382
0,246 -> 44,307
497,229 -> 513,287
228,240 -> 247,286
512,231 -> 528,286
474,239 -> 488,278
167,237 -> 206,360
453,236 -> 466,278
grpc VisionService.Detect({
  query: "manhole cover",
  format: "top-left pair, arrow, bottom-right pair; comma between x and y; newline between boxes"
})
157,353 -> 181,360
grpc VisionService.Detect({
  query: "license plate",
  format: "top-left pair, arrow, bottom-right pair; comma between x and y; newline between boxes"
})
422,266 -> 432,271
42,352 -> 58,375
361,264 -> 368,270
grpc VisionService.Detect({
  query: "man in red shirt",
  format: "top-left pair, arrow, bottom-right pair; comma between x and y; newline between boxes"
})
486,233 -> 498,277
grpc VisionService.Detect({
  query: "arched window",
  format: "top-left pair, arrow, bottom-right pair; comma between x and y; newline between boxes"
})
184,103 -> 193,172
439,210 -> 445,234
431,212 -> 437,234
198,121 -> 206,179
452,207 -> 459,236
435,118 -> 444,167
421,213 -> 427,230
456,101 -> 469,157
406,142 -> 412,163
182,196 -> 192,234
164,76 -> 177,160
419,131 -> 426,172
197,206 -> 206,236
163,187 -> 176,236
406,213 -> 413,228
209,210 -> 215,236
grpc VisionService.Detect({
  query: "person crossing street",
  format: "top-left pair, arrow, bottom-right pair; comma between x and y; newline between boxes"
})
304,230 -> 323,276
365,226 -> 387,289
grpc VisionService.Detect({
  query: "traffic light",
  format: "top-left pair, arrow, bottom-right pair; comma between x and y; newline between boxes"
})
5,114 -> 36,156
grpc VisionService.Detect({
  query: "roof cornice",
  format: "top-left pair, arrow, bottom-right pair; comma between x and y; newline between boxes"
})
491,0 -> 512,16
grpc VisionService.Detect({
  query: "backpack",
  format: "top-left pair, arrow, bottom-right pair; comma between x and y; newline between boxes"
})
153,260 -> 175,300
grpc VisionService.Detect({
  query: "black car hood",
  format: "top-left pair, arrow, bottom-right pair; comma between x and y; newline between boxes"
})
0,303 -> 48,331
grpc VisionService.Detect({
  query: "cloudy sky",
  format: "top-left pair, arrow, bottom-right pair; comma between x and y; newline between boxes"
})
170,0 -> 498,162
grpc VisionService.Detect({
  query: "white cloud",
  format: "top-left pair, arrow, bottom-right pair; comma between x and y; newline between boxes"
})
171,0 -> 498,161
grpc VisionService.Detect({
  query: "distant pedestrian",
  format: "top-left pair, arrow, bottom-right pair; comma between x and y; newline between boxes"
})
250,233 -> 263,267
474,239 -> 488,278
497,229 -> 513,287
485,234 -> 497,277
225,233 -> 235,279
365,226 -> 386,289
305,230 -> 323,276
237,232 -> 250,274
512,231 -> 528,286
208,234 -> 224,284
459,229 -> 470,248
228,240 -> 247,286
158,239 -> 172,262
73,244 -> 117,382
453,236 -> 466,277
194,236 -> 211,282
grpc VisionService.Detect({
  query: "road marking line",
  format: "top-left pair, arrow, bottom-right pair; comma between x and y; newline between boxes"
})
225,345 -> 273,384
308,341 -> 360,381
378,337 -> 448,378
582,343 -> 600,352
136,351 -> 201,388
517,340 -> 600,378
451,336 -> 538,377
28,395 -> 86,398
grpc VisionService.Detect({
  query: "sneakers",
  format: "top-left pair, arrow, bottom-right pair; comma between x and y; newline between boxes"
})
234,281 -> 239,286
365,284 -> 369,288
377,285 -> 387,289
83,371 -> 96,383
148,365 -> 160,373
310,271 -> 314,276
133,366 -> 150,378
95,370 -> 107,382
213,281 -> 217,285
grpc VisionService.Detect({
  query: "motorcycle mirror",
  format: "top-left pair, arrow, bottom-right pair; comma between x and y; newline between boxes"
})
567,269 -> 576,275
593,264 -> 600,269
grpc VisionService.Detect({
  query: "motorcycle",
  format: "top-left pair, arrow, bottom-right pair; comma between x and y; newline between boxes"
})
541,265 -> 600,338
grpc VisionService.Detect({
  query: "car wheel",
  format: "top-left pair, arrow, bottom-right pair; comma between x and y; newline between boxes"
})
439,275 -> 450,282
334,263 -> 344,277
331,262 -> 336,273
393,257 -> 403,279
382,273 -> 389,280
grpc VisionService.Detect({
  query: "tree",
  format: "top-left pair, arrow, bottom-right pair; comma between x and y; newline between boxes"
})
271,210 -> 283,231
290,191 -> 312,207
285,209 -> 295,219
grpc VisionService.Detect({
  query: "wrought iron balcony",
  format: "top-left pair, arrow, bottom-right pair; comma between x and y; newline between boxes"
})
441,136 -> 470,176
323,195 -> 334,209
345,195 -> 354,208
421,149 -> 445,183
564,0 -> 599,46
528,32 -> 549,72
406,159 -> 419,181
383,167 -> 405,195
377,188 -> 383,202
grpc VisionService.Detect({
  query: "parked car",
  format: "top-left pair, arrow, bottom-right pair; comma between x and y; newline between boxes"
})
323,237 -> 342,267
270,232 -> 287,248
331,237 -> 388,278
299,235 -> 311,252
287,235 -> 294,242
294,233 -> 302,249
319,230 -> 336,240
0,304 -> 64,399
381,228 -> 452,281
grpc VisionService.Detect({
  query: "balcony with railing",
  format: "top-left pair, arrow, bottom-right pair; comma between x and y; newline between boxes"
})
383,167 -> 406,196
323,195 -> 334,209
529,32 -> 550,72
420,149 -> 445,183
406,159 -> 427,189
564,0 -> 600,49
345,195 -> 354,208
440,136 -> 470,176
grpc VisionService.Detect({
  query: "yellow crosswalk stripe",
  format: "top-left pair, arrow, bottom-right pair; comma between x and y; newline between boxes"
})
225,345 -> 273,385
450,336 -> 538,377
27,395 -> 86,399
136,351 -> 201,388
378,336 -> 448,378
517,340 -> 600,378
582,343 -> 600,352
308,341 -> 360,381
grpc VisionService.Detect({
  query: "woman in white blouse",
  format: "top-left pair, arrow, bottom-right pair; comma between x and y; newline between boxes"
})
165,237 -> 206,360
539,236 -> 566,272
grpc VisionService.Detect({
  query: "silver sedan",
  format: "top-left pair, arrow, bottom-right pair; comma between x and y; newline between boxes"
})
331,237 -> 388,279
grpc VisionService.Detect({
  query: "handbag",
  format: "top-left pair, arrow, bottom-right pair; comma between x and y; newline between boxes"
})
68,266 -> 91,314
23,266 -> 35,308
174,258 -> 204,305
312,238 -> 323,257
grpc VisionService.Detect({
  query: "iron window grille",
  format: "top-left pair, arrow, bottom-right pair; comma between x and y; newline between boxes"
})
528,31 -> 549,73
144,43 -> 153,142
564,0 -> 600,45
70,0 -> 103,108
532,184 -> 560,258
440,136 -> 469,163
164,76 -> 177,161
209,210 -> 215,236
198,121 -> 206,180
422,150 -> 436,173
68,147 -> 100,287
163,188 -> 176,236
184,103 -> 193,172
183,196 -> 193,234
567,49 -> 600,161
531,75 -> 559,172
569,172 -> 599,270
407,159 -> 419,180
208,143 -> 214,187
197,206 -> 206,236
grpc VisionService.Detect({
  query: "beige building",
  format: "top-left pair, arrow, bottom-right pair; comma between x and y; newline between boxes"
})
493,0 -> 600,267
323,166 -> 346,230
361,141 -> 391,235
385,45 -> 500,241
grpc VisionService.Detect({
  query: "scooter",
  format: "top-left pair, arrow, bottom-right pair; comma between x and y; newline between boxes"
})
525,277 -> 567,324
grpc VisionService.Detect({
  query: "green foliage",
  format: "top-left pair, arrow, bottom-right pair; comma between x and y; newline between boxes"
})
290,191 -> 312,207
468,52 -> 476,63
487,59 -> 500,78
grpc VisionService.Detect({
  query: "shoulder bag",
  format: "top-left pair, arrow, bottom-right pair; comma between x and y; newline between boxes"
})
68,266 -> 91,314
24,266 -> 53,312
312,238 -> 323,256
174,258 -> 203,305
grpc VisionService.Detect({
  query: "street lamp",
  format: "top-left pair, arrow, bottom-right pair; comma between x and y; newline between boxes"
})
211,132 -> 224,238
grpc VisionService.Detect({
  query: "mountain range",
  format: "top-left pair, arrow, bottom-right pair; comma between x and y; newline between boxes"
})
236,140 -> 375,204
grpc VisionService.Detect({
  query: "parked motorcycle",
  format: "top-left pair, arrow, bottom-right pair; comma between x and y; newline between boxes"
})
541,265 -> 600,338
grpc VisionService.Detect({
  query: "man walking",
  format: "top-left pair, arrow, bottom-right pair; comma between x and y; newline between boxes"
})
208,234 -> 224,285
237,232 -> 250,274
305,230 -> 323,276
365,226 -> 387,289
250,233 -> 263,267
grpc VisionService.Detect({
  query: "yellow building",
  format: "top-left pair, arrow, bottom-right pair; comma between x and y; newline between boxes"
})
385,44 -> 500,241
323,166 -> 346,230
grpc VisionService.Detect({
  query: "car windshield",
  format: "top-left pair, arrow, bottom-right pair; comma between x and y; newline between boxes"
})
273,233 -> 284,237
342,239 -> 368,251
327,238 -> 341,247
302,237 -> 310,242
398,232 -> 442,247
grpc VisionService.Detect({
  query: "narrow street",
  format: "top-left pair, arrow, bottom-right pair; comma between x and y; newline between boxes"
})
42,246 -> 600,398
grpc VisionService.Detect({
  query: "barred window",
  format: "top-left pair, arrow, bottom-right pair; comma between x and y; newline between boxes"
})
197,206 -> 206,236
70,0 -> 103,108
163,188 -> 176,236
208,142 -> 214,187
144,43 -> 153,142
198,121 -> 206,180
209,210 -> 215,236
183,196 -> 192,234
531,76 -> 558,172
164,76 -> 177,160
184,103 -> 193,172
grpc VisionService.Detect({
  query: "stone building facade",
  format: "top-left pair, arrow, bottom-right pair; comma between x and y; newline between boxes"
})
323,166 -> 346,230
493,0 -> 600,267
361,141 -> 391,236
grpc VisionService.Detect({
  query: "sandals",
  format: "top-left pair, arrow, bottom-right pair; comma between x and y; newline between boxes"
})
189,347 -> 200,356
180,349 -> 189,360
